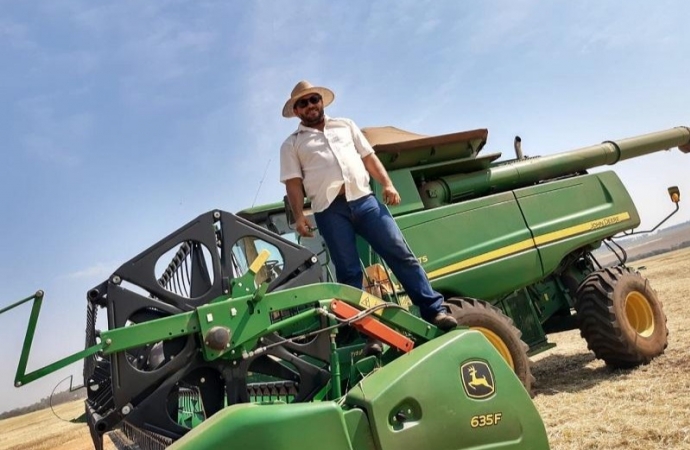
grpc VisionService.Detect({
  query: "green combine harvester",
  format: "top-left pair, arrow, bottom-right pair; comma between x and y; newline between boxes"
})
3,124 -> 689,450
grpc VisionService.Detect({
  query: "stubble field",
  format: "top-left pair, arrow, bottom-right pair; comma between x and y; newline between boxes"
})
1,247 -> 689,449
0,401 -> 115,450
531,247 -> 690,449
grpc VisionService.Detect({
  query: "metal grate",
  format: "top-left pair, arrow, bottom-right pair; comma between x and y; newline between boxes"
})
247,381 -> 298,403
157,241 -> 193,297
109,422 -> 173,450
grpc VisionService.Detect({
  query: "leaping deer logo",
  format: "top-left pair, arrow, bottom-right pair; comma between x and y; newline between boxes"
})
467,365 -> 493,390
461,361 -> 495,399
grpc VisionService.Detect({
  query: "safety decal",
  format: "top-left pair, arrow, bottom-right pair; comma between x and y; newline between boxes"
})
359,292 -> 385,315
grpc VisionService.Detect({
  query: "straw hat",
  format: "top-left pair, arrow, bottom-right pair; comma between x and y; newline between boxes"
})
282,80 -> 335,118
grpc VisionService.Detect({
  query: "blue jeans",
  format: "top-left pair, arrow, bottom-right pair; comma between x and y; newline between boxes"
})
314,194 -> 445,321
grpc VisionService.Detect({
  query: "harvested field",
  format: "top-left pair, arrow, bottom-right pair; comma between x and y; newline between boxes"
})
0,400 -> 115,450
532,247 -> 690,449
1,247 -> 689,449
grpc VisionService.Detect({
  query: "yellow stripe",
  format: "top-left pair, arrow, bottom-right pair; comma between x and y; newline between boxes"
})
533,212 -> 630,245
428,240 -> 533,279
427,212 -> 631,280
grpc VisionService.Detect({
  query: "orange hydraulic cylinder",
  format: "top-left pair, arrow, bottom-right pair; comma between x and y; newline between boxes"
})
330,300 -> 414,353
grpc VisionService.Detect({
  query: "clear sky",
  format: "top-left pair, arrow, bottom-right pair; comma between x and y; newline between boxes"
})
1,1 -> 689,412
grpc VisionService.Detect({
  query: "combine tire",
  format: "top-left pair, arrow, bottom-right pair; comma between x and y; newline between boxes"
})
575,266 -> 668,368
446,297 -> 534,394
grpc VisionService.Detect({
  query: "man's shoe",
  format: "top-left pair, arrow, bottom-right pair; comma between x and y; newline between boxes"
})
432,311 -> 458,331
363,338 -> 383,357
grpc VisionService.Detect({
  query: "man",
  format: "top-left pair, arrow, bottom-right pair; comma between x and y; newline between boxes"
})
279,80 -> 457,343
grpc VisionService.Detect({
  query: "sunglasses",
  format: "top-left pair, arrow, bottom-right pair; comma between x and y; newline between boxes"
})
294,94 -> 322,109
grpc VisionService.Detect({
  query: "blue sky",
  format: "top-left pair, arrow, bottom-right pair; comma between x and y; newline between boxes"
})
1,1 -> 689,412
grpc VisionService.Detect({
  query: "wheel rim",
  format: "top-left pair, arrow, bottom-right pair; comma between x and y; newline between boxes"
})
625,291 -> 655,338
472,326 -> 515,369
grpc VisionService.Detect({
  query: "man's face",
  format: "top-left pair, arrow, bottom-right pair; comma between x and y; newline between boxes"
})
293,94 -> 324,126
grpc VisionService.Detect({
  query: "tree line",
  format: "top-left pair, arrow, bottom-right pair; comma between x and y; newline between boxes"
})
0,389 -> 86,420
629,239 -> 690,263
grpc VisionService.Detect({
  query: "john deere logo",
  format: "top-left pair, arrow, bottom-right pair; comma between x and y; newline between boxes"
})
460,361 -> 495,399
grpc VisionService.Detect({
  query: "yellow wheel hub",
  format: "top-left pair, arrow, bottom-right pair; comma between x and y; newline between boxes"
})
625,291 -> 655,337
472,326 -> 515,369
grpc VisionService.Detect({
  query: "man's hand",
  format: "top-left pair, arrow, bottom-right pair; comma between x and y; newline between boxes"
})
382,185 -> 401,206
295,216 -> 315,237
362,154 -> 401,206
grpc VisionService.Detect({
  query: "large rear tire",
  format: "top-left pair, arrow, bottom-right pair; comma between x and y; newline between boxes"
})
446,297 -> 534,394
575,266 -> 668,368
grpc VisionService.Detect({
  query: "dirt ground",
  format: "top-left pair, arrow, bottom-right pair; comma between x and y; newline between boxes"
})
1,247 -> 689,449
531,247 -> 690,449
0,401 -> 115,450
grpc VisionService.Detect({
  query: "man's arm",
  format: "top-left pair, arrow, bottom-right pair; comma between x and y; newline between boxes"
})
347,118 -> 401,206
362,154 -> 401,206
285,178 -> 314,237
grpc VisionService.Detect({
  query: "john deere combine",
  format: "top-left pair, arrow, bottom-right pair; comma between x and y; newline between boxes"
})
3,124 -> 689,449
238,125 -> 689,392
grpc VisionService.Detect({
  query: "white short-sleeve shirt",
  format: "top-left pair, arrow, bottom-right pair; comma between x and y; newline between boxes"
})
280,116 -> 375,213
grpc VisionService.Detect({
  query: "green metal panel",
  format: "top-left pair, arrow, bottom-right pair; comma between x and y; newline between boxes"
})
171,329 -> 549,450
345,329 -> 549,450
393,192 -> 542,298
526,277 -> 574,319
431,251 -> 543,300
497,289 -> 549,352
169,402 -> 356,450
515,171 -> 640,276
343,408 -> 377,450
372,170 -> 426,215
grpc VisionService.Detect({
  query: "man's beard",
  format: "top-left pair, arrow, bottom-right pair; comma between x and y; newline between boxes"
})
299,107 -> 325,127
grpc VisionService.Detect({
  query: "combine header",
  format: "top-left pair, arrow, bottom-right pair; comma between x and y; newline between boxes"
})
3,211 -> 549,449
